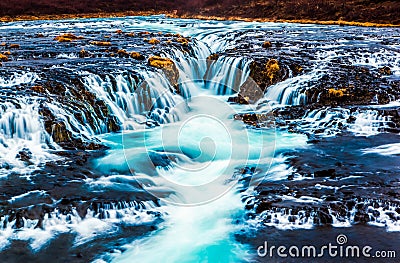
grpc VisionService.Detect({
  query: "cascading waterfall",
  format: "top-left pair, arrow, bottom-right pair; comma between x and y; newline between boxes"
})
82,70 -> 186,126
204,56 -> 251,95
263,72 -> 317,106
0,72 -> 39,88
0,99 -> 59,172
350,109 -> 392,136
262,48 -> 338,107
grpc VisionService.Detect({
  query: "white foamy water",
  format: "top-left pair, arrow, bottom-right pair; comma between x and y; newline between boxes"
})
0,100 -> 60,174
362,142 -> 400,156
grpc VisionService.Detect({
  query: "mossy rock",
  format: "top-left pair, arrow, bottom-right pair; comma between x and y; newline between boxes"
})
54,33 -> 84,42
90,41 -> 112,46
0,53 -> 8,62
148,56 -> 180,93
130,51 -> 145,60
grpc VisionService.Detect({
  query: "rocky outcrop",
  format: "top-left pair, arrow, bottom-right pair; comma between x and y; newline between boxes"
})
229,58 -> 302,104
148,56 -> 180,93
307,65 -> 400,106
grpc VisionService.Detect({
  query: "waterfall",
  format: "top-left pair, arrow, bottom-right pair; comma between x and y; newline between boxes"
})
349,109 -> 392,136
81,70 -> 187,127
3,15 -> 400,262
204,56 -> 251,95
0,100 -> 59,171
264,74 -> 314,106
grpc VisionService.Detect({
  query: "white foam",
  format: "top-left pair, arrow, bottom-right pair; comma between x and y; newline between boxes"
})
0,201 -> 163,252
0,72 -> 39,88
0,100 -> 61,175
362,142 -> 400,156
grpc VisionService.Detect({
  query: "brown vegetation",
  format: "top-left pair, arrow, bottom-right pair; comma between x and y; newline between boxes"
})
9,44 -> 20,49
262,41 -> 272,48
147,38 -> 160,45
130,52 -> 145,60
148,56 -> 180,92
90,41 -> 112,46
265,59 -> 280,82
54,33 -> 84,42
328,88 -> 346,97
148,56 -> 175,69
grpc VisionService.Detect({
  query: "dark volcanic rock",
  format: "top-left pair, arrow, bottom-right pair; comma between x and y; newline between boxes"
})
247,133 -> 400,229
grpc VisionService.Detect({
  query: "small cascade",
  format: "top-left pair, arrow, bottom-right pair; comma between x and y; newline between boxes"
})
299,108 -> 352,136
263,68 -> 322,107
0,72 -> 39,88
204,56 -> 251,95
43,101 -> 101,138
348,47 -> 400,76
82,70 -> 187,126
249,196 -> 400,231
0,99 -> 58,171
277,107 -> 393,137
0,200 -> 162,251
161,41 -> 210,85
349,110 -> 392,136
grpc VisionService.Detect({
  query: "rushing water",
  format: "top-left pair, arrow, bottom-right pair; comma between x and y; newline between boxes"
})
0,15 -> 400,262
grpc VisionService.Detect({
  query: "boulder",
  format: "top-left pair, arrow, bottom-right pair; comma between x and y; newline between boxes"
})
147,38 -> 160,45
148,56 -> 180,92
262,41 -> 272,48
130,51 -> 145,60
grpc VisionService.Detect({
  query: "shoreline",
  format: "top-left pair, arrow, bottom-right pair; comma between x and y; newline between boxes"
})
0,11 -> 399,28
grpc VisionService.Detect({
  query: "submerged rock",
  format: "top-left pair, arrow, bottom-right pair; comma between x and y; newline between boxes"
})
16,148 -> 33,165
207,53 -> 219,61
379,66 -> 392,75
147,38 -> 160,45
